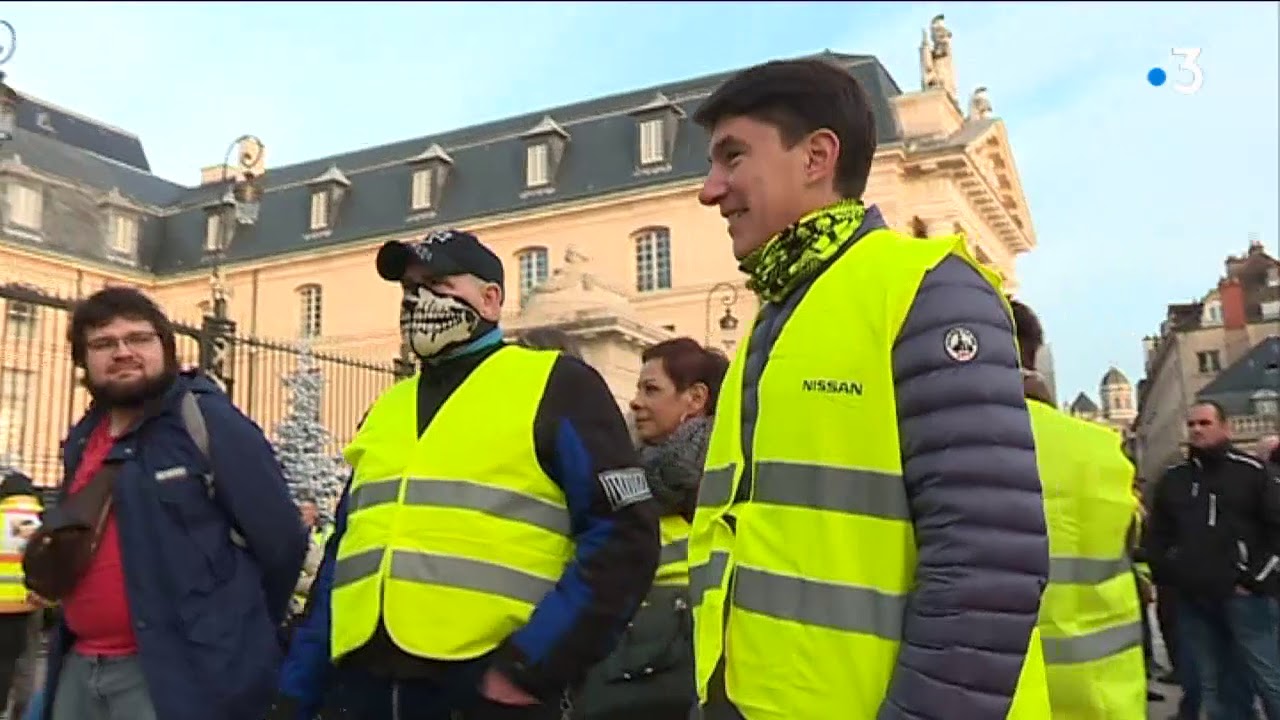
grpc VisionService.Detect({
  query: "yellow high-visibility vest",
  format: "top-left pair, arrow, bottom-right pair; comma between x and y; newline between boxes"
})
1030,400 -> 1146,719
655,515 -> 690,587
688,229 -> 1051,719
330,346 -> 573,662
0,494 -> 42,613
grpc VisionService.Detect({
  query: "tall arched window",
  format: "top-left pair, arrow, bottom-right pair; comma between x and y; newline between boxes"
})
516,247 -> 550,305
298,284 -> 323,338
634,227 -> 672,292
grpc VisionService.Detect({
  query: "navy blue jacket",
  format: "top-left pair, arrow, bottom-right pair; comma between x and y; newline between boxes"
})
42,373 -> 308,720
279,341 -> 659,716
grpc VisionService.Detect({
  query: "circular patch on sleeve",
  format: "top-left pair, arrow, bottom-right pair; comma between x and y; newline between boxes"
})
944,326 -> 979,363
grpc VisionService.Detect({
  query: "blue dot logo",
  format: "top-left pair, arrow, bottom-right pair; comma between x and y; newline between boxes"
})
1148,67 -> 1167,87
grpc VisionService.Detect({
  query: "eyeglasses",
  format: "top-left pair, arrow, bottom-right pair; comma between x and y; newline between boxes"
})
86,331 -> 160,354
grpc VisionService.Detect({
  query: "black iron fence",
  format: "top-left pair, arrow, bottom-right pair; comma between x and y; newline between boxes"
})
0,282 -> 402,488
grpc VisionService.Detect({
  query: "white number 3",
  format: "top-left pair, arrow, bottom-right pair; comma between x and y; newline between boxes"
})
1171,48 -> 1204,95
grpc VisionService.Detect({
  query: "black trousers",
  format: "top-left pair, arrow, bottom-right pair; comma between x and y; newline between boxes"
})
0,611 -> 33,712
1157,584 -> 1182,672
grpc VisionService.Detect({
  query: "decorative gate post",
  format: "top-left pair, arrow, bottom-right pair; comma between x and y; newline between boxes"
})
200,314 -> 237,396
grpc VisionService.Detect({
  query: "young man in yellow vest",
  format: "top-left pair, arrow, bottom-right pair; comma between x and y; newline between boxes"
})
1009,299 -> 1148,718
274,229 -> 661,720
686,59 -> 1051,720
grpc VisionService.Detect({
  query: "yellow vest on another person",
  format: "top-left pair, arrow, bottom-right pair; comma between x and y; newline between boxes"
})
654,515 -> 690,587
0,493 -> 42,614
330,346 -> 574,662
1030,401 -> 1146,719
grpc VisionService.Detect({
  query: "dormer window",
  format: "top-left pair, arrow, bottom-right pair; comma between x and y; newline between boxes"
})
526,144 -> 549,188
519,116 -> 569,194
1203,299 -> 1223,326
309,191 -> 329,230
108,213 -> 139,256
639,119 -> 663,165
205,214 -> 222,253
5,182 -> 43,231
411,170 -> 432,210
1268,265 -> 1279,288
203,188 -> 236,256
98,188 -> 142,262
628,92 -> 684,172
304,165 -> 351,236
405,143 -> 454,217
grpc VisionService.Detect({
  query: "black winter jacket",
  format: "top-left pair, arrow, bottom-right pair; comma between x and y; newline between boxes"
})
1147,444 -> 1280,599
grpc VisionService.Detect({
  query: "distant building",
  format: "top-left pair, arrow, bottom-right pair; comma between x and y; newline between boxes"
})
1134,240 -> 1280,480
1066,366 -> 1137,456
0,15 -> 1040,478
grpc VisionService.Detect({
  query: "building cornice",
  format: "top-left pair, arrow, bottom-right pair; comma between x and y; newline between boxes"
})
0,236 -> 154,286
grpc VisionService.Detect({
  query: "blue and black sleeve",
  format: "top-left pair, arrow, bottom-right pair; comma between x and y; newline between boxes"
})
490,355 -> 661,699
278,475 -> 351,713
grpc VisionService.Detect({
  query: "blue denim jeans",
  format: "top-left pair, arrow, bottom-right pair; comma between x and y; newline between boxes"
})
49,653 -> 156,720
22,687 -> 45,720
1180,593 -> 1280,719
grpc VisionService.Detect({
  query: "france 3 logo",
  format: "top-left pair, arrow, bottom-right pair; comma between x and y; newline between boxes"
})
1147,48 -> 1204,95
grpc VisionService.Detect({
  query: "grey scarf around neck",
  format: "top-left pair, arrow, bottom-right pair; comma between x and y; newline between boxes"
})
638,415 -> 713,519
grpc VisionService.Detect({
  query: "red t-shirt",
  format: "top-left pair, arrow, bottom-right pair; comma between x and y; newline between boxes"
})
61,418 -> 138,656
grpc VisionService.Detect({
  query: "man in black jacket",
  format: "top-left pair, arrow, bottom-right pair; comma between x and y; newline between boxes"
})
1148,400 -> 1280,719
274,230 -> 660,720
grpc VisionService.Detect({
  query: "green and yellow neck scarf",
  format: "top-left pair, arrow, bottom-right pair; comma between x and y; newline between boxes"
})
739,199 -> 866,304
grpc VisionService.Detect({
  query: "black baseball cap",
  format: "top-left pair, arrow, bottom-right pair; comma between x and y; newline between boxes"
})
0,469 -> 36,499
376,229 -> 505,290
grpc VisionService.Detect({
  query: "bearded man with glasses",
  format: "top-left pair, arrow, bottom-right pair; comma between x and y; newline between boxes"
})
27,286 -> 306,720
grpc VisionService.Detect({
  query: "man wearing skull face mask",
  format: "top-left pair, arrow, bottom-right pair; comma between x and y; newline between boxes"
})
275,229 -> 661,720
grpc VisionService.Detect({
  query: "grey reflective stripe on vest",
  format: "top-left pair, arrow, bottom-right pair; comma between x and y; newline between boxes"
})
1041,620 -> 1144,664
350,480 -> 399,512
733,565 -> 905,640
0,575 -> 21,584
660,538 -> 688,566
754,462 -> 907,518
348,478 -> 570,537
1043,554 -> 1140,664
698,462 -> 908,520
690,550 -> 730,607
1049,555 -> 1132,585
334,547 -> 555,605
699,466 -> 736,508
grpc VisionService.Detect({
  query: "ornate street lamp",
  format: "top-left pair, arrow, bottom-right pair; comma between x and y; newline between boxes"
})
0,20 -> 20,144
705,282 -> 740,349
208,135 -> 265,320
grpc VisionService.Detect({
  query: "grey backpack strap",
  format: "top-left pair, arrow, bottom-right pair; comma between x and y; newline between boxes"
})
179,391 -> 247,549
179,392 -> 210,458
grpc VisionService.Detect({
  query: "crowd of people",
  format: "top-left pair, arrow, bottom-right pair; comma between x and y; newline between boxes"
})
1,55 -> 1278,720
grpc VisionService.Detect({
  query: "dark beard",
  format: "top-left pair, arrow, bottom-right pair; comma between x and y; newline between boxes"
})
86,366 -> 178,408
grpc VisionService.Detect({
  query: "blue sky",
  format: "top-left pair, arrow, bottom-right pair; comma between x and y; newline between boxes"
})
3,1 -> 1277,403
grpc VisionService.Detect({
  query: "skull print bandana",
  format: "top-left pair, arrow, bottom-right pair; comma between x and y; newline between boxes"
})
400,285 -> 489,360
